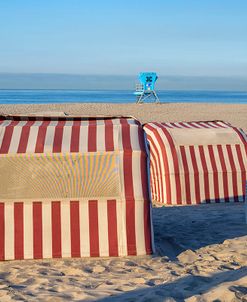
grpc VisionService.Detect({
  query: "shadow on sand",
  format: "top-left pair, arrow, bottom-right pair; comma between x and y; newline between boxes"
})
98,266 -> 247,302
151,203 -> 247,260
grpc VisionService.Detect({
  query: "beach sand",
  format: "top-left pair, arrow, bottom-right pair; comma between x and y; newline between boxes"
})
0,103 -> 246,131
0,103 -> 246,301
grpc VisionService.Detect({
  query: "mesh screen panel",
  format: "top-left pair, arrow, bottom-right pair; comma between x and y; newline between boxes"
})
0,153 -> 119,200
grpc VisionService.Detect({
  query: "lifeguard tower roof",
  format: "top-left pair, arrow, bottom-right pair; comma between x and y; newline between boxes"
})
139,72 -> 158,91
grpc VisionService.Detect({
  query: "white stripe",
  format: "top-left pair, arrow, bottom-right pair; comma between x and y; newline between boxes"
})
24,202 -> 33,259
43,121 -> 58,153
42,201 -> 52,258
8,121 -> 27,153
4,202 -> 14,260
61,200 -> 71,257
190,122 -> 204,128
96,122 -> 106,151
130,124 -> 140,151
213,145 -> 225,201
117,199 -> 127,256
113,125 -> 119,151
26,121 -> 43,153
98,200 -> 109,256
132,152 -> 143,199
62,122 -> 72,152
79,200 -> 90,257
135,199 -> 145,255
231,145 -> 243,197
199,122 -> 211,128
222,145 -> 234,201
217,121 -> 230,128
0,120 -> 12,127
181,122 -> 194,128
79,123 -> 89,152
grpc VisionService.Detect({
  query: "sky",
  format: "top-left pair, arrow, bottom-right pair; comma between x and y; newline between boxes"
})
0,0 -> 247,89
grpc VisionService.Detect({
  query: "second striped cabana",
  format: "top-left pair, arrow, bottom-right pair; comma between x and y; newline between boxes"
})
0,114 -> 153,260
143,121 -> 247,205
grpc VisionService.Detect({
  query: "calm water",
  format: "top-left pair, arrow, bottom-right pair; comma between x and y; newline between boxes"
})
0,90 -> 247,104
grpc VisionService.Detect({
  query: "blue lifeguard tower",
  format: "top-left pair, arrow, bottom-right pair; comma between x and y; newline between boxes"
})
134,72 -> 159,103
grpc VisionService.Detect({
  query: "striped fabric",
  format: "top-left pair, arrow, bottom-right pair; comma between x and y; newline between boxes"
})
143,121 -> 247,205
0,115 -> 153,260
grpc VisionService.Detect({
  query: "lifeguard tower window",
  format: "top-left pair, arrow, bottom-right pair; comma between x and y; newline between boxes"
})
134,72 -> 159,104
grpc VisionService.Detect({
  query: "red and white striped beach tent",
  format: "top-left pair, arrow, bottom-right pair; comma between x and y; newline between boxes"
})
0,114 -> 153,260
143,121 -> 247,205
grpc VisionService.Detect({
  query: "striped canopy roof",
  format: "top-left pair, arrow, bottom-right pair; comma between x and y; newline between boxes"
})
144,120 -> 247,205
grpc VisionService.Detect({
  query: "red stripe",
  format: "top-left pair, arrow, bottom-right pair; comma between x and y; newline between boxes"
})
88,119 -> 97,152
0,121 -> 19,154
14,203 -> 24,260
70,201 -> 81,257
120,119 -> 136,255
226,145 -> 239,202
187,122 -> 201,129
235,145 -> 246,198
35,120 -> 50,153
189,146 -> 201,204
180,146 -> 191,204
198,122 -> 210,128
0,203 -> 4,260
146,133 -> 164,203
179,122 -> 191,129
198,146 -> 210,203
88,200 -> 100,257
52,201 -> 62,258
217,145 -> 230,202
17,121 -> 35,153
105,119 -> 114,151
53,120 -> 66,153
170,122 -> 181,128
70,121 -> 80,152
107,200 -> 118,257
144,200 -> 152,254
158,124 -> 182,204
33,202 -> 43,259
146,125 -> 172,204
208,146 -> 220,202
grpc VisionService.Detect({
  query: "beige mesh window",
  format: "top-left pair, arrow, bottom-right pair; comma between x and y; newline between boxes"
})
0,153 -> 120,200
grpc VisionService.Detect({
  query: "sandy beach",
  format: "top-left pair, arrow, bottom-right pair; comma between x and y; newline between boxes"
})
0,103 -> 246,131
0,103 -> 246,301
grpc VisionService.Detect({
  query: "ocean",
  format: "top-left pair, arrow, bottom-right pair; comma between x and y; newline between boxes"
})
0,90 -> 247,104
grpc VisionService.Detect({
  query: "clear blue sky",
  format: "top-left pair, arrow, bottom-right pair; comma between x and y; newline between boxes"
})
0,0 -> 246,77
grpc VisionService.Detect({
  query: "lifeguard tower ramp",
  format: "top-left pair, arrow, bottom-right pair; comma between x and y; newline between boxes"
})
134,72 -> 159,104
